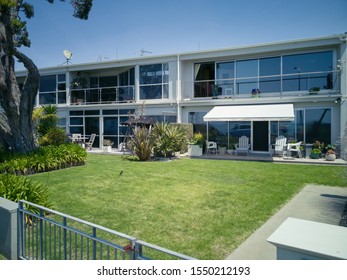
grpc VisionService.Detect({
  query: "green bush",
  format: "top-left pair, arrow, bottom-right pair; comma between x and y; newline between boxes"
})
128,126 -> 153,161
0,144 -> 87,175
151,123 -> 187,157
0,174 -> 52,213
38,127 -> 68,146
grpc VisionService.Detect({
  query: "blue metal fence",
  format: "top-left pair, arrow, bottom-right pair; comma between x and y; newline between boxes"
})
18,200 -> 196,260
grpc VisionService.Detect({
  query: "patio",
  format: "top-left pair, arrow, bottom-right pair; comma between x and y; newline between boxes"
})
87,148 -> 347,166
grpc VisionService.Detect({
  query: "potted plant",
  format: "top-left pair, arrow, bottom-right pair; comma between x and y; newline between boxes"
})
218,145 -> 226,154
310,149 -> 321,159
188,133 -> 204,156
309,87 -> 320,95
103,139 -> 113,152
251,88 -> 260,98
325,144 -> 336,161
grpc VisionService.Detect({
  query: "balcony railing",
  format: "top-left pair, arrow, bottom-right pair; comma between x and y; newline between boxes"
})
70,85 -> 135,105
183,70 -> 340,100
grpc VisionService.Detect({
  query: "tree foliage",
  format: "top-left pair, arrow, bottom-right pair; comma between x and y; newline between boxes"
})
0,0 -> 93,153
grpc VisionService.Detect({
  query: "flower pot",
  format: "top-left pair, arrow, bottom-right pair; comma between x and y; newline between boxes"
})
218,147 -> 226,154
103,146 -> 112,153
325,154 -> 336,161
188,144 -> 202,156
310,153 -> 320,159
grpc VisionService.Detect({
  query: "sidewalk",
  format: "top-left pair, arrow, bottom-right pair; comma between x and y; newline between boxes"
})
226,184 -> 347,260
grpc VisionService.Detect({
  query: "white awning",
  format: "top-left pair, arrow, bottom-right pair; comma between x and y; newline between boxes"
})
203,104 -> 295,122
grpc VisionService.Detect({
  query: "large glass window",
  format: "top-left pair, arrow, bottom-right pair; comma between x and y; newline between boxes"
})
140,63 -> 169,99
283,51 -> 333,91
39,74 -> 66,105
305,108 -> 331,144
236,59 -> 258,94
216,61 -> 234,96
259,57 -> 281,93
194,62 -> 215,98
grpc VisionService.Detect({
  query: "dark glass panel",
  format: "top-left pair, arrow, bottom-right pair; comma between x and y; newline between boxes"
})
103,117 -> 118,135
140,64 -> 163,84
236,59 -> 258,78
259,57 -> 280,76
194,62 -> 215,81
39,92 -> 55,104
102,110 -> 118,115
40,75 -> 56,92
70,117 -> 83,125
140,85 -> 162,99
305,108 -> 331,144
85,110 -> 99,115
69,111 -> 83,116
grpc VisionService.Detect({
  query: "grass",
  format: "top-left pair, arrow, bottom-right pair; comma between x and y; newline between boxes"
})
30,154 -> 347,259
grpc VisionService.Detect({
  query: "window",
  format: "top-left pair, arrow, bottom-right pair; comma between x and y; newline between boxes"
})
140,63 -> 169,99
236,59 -> 258,94
305,108 -> 331,144
39,74 -> 66,105
282,51 -> 333,91
259,57 -> 281,93
216,62 -> 234,96
194,62 -> 215,98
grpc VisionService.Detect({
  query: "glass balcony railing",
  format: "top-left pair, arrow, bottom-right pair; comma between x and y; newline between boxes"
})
70,86 -> 135,105
183,70 -> 340,100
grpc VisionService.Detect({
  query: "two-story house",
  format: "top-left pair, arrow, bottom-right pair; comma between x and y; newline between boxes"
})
16,33 -> 347,159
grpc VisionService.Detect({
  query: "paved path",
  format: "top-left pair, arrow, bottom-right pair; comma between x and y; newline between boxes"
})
226,185 -> 347,260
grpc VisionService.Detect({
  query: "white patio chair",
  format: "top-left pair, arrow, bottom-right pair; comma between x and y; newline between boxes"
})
71,133 -> 82,144
235,136 -> 250,156
287,141 -> 302,158
272,135 -> 287,157
205,141 -> 217,155
85,134 -> 96,150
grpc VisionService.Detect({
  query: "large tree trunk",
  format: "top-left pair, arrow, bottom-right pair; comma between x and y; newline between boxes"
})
0,10 -> 39,153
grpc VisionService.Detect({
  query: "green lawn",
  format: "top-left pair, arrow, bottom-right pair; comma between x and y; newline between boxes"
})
30,154 -> 347,259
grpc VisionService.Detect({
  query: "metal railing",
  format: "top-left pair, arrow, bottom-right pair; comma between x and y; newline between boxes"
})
70,85 -> 135,105
18,200 -> 196,260
183,70 -> 340,100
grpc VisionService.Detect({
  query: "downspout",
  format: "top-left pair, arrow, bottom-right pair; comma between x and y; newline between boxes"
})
176,54 -> 181,123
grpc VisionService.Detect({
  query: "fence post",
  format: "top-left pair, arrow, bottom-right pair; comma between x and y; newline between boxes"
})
39,208 -> 44,259
92,227 -> 97,260
63,217 -> 67,260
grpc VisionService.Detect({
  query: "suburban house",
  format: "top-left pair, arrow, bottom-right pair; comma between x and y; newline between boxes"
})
15,33 -> 347,159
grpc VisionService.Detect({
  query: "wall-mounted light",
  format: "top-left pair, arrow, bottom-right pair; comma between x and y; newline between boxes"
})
335,97 -> 341,103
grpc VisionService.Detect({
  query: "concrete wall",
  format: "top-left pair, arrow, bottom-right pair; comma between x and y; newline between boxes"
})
0,197 -> 18,260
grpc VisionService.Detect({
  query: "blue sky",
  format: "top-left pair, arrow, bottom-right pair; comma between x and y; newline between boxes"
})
17,0 -> 347,70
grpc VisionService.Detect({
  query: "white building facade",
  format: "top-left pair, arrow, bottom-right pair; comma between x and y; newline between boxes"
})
16,34 -> 347,159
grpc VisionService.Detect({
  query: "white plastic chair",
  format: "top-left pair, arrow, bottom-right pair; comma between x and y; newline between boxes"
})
235,136 -> 250,156
205,141 -> 217,155
287,141 -> 302,158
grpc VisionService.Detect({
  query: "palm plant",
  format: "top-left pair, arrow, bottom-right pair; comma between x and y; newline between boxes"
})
128,126 -> 153,161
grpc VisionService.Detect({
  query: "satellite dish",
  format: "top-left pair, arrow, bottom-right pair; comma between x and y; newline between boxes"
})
63,49 -> 73,60
339,34 -> 347,42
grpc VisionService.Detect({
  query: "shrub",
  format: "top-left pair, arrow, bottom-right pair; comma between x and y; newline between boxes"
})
128,126 -> 153,161
0,174 -> 52,213
38,127 -> 68,146
151,123 -> 187,157
0,144 -> 87,175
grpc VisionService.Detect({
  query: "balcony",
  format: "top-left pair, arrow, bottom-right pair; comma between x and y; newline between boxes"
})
70,85 -> 135,105
182,70 -> 340,101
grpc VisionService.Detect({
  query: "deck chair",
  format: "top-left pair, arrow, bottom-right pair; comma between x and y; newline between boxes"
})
85,134 -> 96,150
205,141 -> 217,155
272,135 -> 287,157
287,141 -> 302,158
235,136 -> 250,156
71,133 -> 82,144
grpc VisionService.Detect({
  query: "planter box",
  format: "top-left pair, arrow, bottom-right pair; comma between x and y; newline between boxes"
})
188,144 -> 202,157
103,146 -> 112,153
